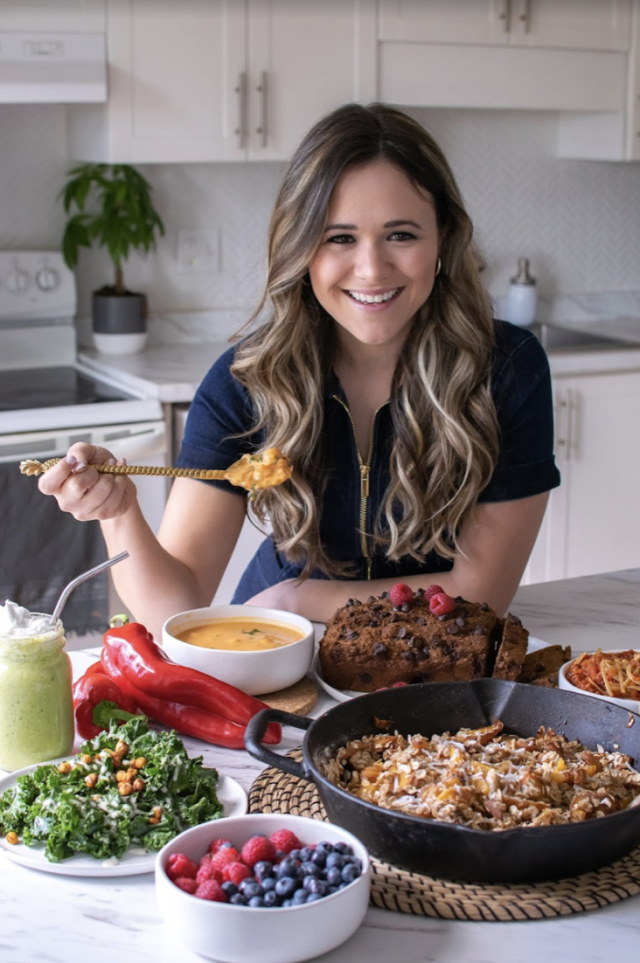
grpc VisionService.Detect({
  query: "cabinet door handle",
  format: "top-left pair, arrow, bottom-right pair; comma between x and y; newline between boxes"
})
256,71 -> 268,147
234,72 -> 248,150
519,0 -> 531,33
566,388 -> 578,460
554,391 -> 567,456
498,0 -> 511,33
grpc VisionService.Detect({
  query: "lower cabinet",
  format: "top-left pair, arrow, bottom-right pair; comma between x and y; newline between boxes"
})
524,366 -> 640,583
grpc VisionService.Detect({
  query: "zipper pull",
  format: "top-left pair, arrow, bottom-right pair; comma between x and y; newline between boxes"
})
360,464 -> 370,498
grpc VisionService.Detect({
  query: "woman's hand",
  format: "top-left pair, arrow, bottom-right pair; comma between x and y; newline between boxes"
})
37,443 -> 137,522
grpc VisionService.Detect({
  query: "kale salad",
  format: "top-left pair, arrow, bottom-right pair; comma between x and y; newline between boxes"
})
0,716 -> 223,862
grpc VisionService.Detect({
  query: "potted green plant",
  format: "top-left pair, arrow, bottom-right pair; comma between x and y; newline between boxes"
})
60,163 -> 165,354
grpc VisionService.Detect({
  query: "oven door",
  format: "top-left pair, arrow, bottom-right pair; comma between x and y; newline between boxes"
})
0,420 -> 168,634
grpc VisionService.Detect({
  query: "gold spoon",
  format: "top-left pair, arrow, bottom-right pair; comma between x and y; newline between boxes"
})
19,447 -> 293,493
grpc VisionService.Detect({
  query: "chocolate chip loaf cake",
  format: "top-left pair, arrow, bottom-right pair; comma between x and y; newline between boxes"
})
318,585 -> 529,693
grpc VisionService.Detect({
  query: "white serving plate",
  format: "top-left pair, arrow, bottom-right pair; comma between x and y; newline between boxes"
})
558,650 -> 640,713
312,637 -> 551,703
0,765 -> 247,877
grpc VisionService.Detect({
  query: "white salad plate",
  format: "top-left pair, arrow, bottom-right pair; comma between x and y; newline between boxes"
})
312,636 -> 551,703
0,765 -> 247,877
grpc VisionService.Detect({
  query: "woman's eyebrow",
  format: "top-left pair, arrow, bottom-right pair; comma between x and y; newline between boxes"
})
323,218 -> 422,232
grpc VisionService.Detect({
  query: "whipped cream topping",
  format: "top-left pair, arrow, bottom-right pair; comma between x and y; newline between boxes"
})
0,600 -> 55,639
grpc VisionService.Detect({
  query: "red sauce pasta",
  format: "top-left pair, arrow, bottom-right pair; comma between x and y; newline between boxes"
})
566,649 -> 640,700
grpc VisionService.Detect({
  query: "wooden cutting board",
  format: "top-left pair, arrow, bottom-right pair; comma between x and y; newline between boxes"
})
257,676 -> 318,715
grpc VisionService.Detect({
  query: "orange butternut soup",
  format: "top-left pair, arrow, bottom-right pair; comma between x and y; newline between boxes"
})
177,618 -> 305,652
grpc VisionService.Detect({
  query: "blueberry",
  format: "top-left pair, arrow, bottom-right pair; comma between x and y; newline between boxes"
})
276,856 -> 299,878
325,866 -> 342,887
261,877 -> 276,892
325,852 -> 345,869
292,889 -> 308,905
253,860 -> 273,880
303,876 -> 328,896
221,881 -> 239,897
262,890 -> 280,907
300,860 -> 319,877
334,842 -> 352,855
288,849 -> 302,861
341,863 -> 361,883
327,886 -> 339,895
281,899 -> 293,907
305,892 -> 324,902
298,846 -> 315,861
311,850 -> 326,868
274,876 -> 298,898
248,895 -> 265,907
230,893 -> 248,905
315,842 -> 334,855
240,880 -> 263,899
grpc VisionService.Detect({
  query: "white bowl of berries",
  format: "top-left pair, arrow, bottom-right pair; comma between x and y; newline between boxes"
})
155,813 -> 371,963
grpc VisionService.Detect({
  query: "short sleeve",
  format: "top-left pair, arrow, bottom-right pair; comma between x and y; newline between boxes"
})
175,345 -> 261,496
479,321 -> 561,503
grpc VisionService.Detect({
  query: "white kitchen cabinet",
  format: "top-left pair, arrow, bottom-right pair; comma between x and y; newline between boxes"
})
524,367 -> 640,583
378,1 -> 631,51
68,0 -> 376,164
377,0 -> 629,112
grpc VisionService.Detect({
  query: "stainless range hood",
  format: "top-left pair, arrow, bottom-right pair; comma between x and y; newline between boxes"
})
0,31 -> 106,103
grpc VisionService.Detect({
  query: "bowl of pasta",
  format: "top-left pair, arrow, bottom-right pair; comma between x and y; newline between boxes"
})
559,648 -> 640,711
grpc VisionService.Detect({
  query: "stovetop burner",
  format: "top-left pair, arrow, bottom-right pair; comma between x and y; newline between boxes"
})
0,366 -> 137,413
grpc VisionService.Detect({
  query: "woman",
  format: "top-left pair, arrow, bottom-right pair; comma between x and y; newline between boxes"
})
40,103 -> 559,638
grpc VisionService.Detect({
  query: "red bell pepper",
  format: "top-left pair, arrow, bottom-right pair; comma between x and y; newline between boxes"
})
100,644 -> 257,750
102,621 -> 281,744
72,669 -> 139,739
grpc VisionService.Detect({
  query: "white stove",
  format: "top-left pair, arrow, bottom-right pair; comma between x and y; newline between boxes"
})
0,251 -> 168,633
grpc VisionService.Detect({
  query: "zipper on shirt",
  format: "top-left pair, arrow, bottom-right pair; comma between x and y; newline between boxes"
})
332,394 -> 388,579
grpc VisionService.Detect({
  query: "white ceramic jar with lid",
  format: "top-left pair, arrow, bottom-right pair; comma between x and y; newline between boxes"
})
0,603 -> 74,771
505,257 -> 537,328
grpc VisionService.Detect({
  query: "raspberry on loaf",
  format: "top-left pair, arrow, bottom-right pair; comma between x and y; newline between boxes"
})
318,586 -> 502,692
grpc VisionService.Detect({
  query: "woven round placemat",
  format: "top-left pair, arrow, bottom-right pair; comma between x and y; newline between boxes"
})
248,750 -> 640,921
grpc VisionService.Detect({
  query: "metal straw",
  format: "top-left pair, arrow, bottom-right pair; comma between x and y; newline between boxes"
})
50,550 -> 130,625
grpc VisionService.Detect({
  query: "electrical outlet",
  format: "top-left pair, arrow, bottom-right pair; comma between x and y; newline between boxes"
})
177,229 -> 220,274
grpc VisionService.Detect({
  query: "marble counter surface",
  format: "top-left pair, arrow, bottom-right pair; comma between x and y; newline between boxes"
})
3,569 -> 640,963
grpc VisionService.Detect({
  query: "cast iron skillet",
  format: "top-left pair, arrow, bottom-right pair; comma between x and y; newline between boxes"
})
245,679 -> 640,883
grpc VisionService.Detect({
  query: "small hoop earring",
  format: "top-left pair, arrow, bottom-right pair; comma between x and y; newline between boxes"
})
435,257 -> 442,277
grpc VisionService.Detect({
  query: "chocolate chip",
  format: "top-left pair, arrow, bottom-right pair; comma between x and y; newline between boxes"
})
443,643 -> 455,656
372,643 -> 388,657
397,626 -> 407,639
390,613 -> 401,623
359,673 -> 372,683
416,587 -> 425,597
417,648 -> 430,661
508,614 -> 522,624
407,637 -> 417,647
400,651 -> 414,661
416,616 -> 426,625
346,630 -> 359,640
473,625 -> 486,636
369,620 -> 379,628
446,624 -> 460,635
455,617 -> 465,627
479,602 -> 489,611
370,602 -> 383,611
401,603 -> 411,613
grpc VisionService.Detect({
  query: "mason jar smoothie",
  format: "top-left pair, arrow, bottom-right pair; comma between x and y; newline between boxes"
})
0,601 -> 74,771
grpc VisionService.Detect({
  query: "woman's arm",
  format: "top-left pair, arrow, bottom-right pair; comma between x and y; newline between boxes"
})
246,492 -> 549,621
38,444 -> 247,639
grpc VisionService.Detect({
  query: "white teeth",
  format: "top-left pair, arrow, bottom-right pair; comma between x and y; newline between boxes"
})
348,289 -> 398,304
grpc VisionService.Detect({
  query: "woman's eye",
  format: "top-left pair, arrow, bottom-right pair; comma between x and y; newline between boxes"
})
389,231 -> 416,241
326,234 -> 354,244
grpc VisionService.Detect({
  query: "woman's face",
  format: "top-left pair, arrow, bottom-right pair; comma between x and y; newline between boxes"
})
308,159 -> 440,354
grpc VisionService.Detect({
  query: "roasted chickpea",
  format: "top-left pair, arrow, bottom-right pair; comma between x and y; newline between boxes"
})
84,773 -> 99,789
115,741 -> 129,755
57,761 -> 73,774
6,831 -> 19,845
132,778 -> 145,792
117,783 -> 134,796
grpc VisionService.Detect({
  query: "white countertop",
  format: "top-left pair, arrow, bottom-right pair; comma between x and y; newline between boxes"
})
2,569 -> 640,963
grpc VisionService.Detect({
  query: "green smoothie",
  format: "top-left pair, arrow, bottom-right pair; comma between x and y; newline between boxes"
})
0,616 -> 74,772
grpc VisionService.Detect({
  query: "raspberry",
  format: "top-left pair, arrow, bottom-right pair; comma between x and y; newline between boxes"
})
392,681 -> 408,687
166,852 -> 198,881
222,860 -> 253,885
208,837 -> 233,855
269,829 -> 302,855
195,879 -> 228,902
241,834 -> 277,868
196,858 -> 224,885
423,584 -> 444,600
389,583 -> 413,606
429,591 -> 455,616
210,845 -> 240,872
173,876 -> 198,894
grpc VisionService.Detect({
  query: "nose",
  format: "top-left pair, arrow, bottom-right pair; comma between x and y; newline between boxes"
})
353,240 -> 391,281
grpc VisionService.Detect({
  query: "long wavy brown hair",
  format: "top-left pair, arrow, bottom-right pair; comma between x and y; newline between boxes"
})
231,103 -> 499,577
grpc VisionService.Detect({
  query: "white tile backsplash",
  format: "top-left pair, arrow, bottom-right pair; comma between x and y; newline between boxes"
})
2,102 -> 640,340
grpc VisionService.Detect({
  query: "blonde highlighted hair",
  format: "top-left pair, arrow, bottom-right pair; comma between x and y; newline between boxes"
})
231,103 -> 499,577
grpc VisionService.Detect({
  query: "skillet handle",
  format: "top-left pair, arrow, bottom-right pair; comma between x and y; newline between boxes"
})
245,707 -> 312,779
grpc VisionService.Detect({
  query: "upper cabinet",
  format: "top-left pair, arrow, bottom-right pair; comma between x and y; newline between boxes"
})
378,1 -> 631,51
68,0 -> 376,163
377,0 -> 632,112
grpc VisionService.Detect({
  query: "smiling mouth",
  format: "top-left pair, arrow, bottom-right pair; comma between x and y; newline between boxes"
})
347,288 -> 400,304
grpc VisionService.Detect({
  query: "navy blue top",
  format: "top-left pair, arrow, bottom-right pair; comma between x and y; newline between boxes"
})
177,320 -> 560,602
